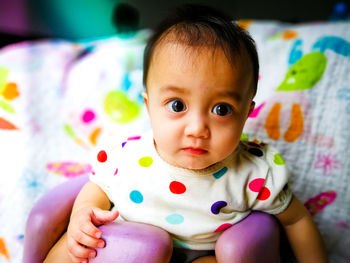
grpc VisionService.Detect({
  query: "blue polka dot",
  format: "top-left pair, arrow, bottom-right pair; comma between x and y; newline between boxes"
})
165,214 -> 184,225
130,190 -> 143,204
213,166 -> 228,179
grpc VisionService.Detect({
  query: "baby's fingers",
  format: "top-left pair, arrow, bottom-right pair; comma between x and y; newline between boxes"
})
80,219 -> 104,240
67,235 -> 97,262
91,208 -> 119,226
72,223 -> 104,248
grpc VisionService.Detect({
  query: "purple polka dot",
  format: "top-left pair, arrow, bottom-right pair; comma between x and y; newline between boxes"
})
211,201 -> 227,215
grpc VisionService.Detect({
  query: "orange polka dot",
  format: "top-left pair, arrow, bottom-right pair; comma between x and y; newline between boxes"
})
2,82 -> 20,100
282,30 -> 298,40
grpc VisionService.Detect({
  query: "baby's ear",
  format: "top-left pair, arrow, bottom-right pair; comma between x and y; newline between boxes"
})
142,91 -> 149,107
248,101 -> 255,117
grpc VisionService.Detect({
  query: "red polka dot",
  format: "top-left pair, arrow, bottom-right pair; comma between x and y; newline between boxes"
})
248,178 -> 265,192
257,187 -> 271,201
169,181 -> 186,194
214,223 -> 232,232
97,150 -> 107,162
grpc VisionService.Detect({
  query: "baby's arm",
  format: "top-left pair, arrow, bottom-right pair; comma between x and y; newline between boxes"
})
67,181 -> 119,262
276,195 -> 328,263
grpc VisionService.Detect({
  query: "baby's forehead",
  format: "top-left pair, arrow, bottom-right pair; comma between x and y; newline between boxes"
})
152,40 -> 253,78
148,41 -> 255,99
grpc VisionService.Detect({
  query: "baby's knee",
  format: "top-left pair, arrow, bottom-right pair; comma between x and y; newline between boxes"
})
215,213 -> 280,263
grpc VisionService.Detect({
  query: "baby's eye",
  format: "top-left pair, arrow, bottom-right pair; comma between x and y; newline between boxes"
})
166,99 -> 186,113
212,103 -> 232,116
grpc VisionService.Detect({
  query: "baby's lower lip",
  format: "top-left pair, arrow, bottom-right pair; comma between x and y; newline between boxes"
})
183,148 -> 208,155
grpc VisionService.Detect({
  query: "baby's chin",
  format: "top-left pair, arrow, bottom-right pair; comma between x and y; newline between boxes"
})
175,160 -> 217,171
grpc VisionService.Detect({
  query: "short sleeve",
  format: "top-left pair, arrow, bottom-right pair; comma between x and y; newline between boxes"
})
248,144 -> 293,215
89,144 -> 122,200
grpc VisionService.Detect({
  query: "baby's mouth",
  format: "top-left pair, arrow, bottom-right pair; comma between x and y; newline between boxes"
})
182,147 -> 208,155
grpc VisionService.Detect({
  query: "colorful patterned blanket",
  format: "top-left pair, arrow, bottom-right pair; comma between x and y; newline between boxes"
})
0,21 -> 349,262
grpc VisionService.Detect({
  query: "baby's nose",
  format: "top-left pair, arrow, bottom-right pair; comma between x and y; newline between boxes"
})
184,114 -> 209,138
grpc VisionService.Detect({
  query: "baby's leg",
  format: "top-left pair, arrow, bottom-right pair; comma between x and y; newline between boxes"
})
215,212 -> 280,263
44,233 -> 74,263
90,221 -> 173,263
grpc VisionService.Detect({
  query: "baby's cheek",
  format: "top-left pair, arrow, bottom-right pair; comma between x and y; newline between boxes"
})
214,131 -> 240,154
152,125 -> 175,149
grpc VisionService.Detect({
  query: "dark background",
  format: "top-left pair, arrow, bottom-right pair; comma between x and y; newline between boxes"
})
0,0 -> 347,47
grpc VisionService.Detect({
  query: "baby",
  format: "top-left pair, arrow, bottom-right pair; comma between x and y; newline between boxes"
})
45,4 -> 327,263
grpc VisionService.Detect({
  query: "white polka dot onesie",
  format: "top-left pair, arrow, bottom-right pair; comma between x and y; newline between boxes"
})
90,132 -> 293,250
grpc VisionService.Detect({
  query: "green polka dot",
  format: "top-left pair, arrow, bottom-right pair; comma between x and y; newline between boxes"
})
138,156 -> 153,167
274,153 -> 285,165
173,239 -> 190,249
240,133 -> 250,141
213,167 -> 228,179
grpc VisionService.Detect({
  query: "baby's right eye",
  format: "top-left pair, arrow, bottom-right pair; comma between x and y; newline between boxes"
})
166,99 -> 186,113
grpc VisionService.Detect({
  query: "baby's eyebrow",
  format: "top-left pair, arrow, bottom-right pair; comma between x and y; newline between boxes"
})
216,90 -> 242,102
160,85 -> 188,94
160,85 -> 242,102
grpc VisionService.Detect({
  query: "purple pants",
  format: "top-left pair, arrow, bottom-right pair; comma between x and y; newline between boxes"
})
23,175 -> 280,263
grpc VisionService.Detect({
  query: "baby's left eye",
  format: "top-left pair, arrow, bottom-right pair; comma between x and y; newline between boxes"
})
212,104 -> 233,116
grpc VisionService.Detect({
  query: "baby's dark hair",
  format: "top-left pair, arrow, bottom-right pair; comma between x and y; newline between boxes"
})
143,4 -> 259,97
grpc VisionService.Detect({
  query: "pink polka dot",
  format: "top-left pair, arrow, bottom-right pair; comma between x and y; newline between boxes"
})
257,187 -> 271,201
127,136 -> 141,141
170,181 -> 186,194
248,178 -> 265,192
97,150 -> 107,162
214,223 -> 232,232
82,109 -> 96,123
114,168 -> 118,175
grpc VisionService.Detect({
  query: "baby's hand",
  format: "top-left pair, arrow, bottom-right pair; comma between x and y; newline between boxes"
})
67,206 -> 119,262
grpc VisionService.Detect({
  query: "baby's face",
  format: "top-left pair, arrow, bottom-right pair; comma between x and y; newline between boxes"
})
143,43 -> 255,170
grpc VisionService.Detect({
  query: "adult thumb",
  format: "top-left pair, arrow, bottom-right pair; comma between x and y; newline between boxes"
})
91,208 -> 119,225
